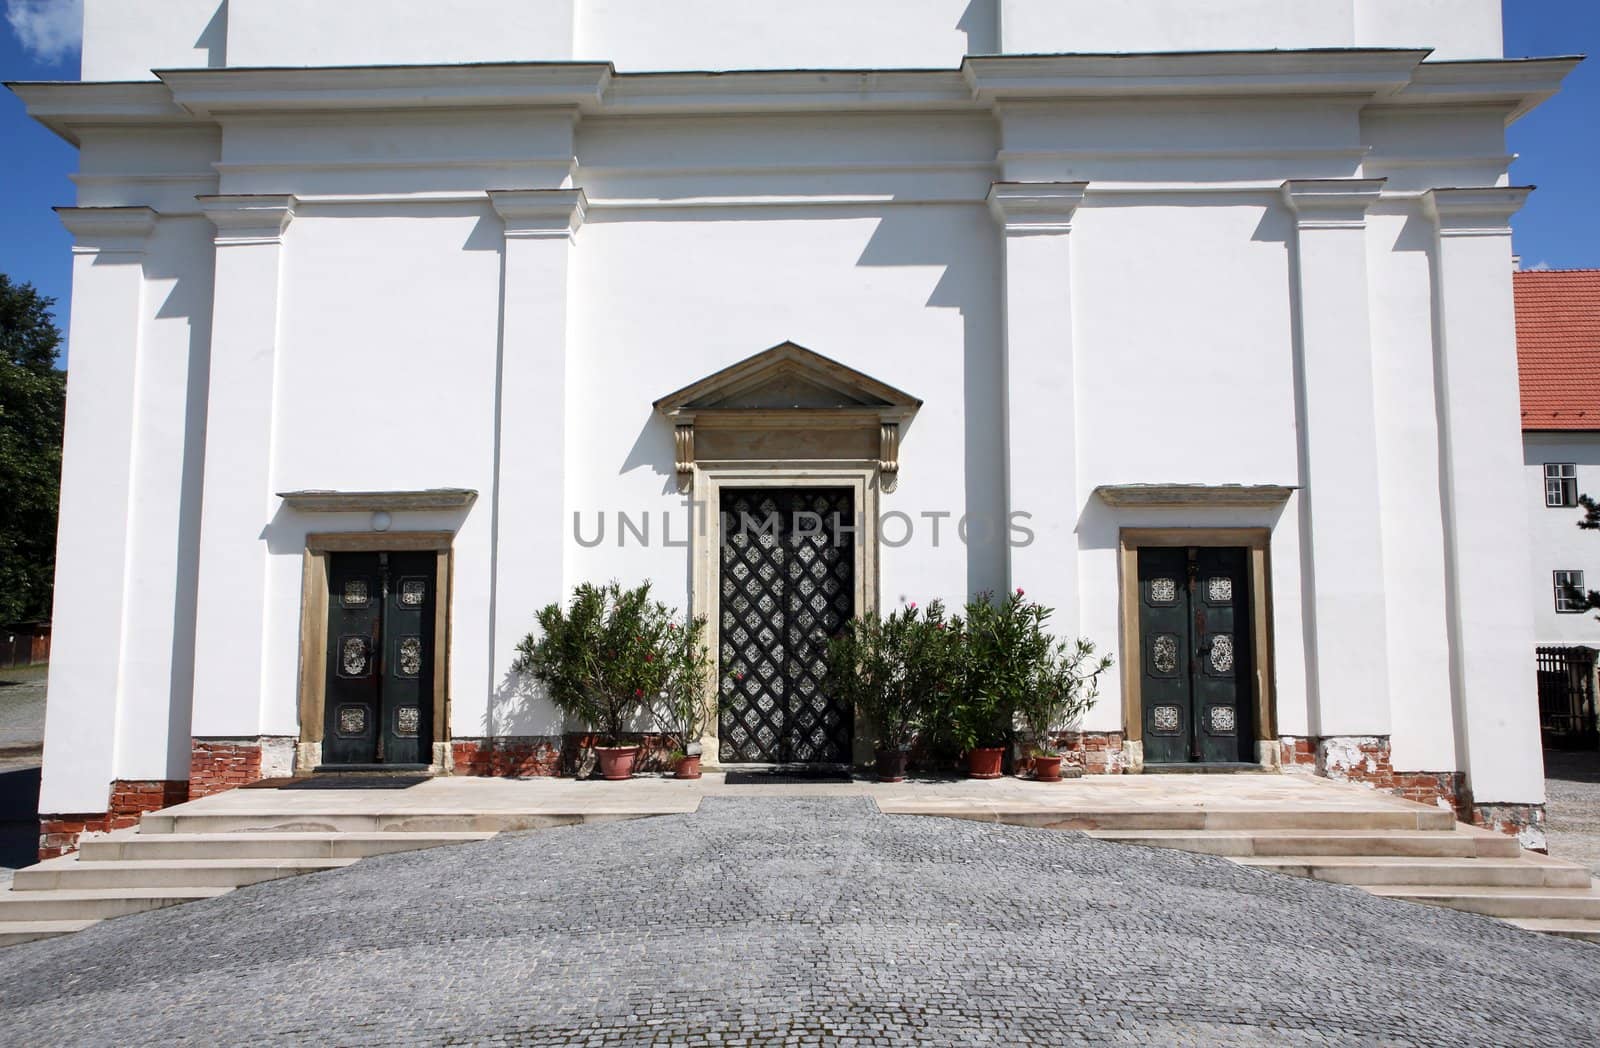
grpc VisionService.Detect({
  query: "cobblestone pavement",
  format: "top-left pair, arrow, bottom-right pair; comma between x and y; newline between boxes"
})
1544,748 -> 1600,877
1,798 -> 1598,1046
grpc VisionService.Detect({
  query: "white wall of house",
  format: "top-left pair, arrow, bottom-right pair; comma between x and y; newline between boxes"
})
26,10 -> 1570,815
1525,432 -> 1600,647
81,0 -> 1505,81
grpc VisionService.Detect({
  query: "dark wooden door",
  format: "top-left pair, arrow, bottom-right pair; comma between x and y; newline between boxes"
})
323,551 -> 435,766
718,489 -> 855,764
1138,546 -> 1252,765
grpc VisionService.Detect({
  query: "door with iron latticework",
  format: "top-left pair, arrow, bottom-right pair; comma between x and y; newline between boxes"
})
718,489 -> 856,764
1138,546 -> 1252,765
323,551 -> 436,766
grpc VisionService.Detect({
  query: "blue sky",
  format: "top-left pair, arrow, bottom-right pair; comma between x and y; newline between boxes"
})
1,1 -> 1596,359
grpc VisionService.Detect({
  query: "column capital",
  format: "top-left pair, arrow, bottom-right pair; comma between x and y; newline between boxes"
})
986,181 -> 1089,234
1281,179 -> 1386,230
55,206 -> 157,255
198,195 -> 297,246
1424,187 -> 1534,238
488,188 -> 588,240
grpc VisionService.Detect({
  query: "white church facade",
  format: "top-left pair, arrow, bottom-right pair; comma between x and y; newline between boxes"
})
15,0 -> 1577,855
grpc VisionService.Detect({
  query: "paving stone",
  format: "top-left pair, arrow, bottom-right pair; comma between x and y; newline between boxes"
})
0,797 -> 1596,1046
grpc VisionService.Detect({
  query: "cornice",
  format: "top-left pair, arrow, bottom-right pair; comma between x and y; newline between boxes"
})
601,69 -> 972,115
157,62 -> 613,117
987,181 -> 1089,233
963,49 -> 1429,104
1370,56 -> 1582,122
1281,178 -> 1387,229
198,194 -> 297,244
487,188 -> 587,239
1095,484 -> 1295,508
54,206 -> 158,253
279,489 -> 479,513
6,81 -> 192,145
1423,186 -> 1535,237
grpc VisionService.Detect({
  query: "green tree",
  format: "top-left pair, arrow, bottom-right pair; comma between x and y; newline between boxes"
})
0,275 -> 66,624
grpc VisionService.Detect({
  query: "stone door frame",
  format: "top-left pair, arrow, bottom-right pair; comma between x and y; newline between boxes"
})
692,462 -> 881,767
1118,527 -> 1278,771
295,531 -> 454,774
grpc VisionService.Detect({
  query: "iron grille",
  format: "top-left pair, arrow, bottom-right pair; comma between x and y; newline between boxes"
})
719,488 -> 855,763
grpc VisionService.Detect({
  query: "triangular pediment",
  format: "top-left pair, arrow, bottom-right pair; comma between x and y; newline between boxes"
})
654,342 -> 921,418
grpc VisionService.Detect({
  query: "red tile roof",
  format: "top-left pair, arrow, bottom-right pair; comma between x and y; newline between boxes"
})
1517,269 -> 1600,431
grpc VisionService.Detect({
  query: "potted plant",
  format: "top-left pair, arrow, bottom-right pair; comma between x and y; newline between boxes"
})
514,581 -> 670,781
826,600 -> 958,782
653,612 -> 712,779
953,589 -> 1053,779
1018,637 -> 1113,783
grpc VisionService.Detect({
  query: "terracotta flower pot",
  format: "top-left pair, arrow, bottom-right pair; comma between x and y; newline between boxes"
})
875,749 -> 909,783
596,745 -> 641,781
674,754 -> 702,780
1033,755 -> 1064,783
966,747 -> 1005,780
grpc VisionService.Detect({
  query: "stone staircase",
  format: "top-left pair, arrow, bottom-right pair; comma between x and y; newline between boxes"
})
1085,809 -> 1600,944
0,827 -> 495,947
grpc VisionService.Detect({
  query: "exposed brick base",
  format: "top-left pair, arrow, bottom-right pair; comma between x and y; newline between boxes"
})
451,736 -> 562,777
38,778 -> 190,860
189,737 -> 295,798
1470,802 -> 1549,854
1057,731 -> 1130,775
1280,734 -> 1484,822
451,734 -> 679,778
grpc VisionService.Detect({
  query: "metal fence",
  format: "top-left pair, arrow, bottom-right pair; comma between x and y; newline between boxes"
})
1536,645 -> 1600,749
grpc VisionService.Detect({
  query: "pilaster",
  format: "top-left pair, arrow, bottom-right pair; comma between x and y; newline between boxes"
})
1424,186 -> 1545,806
988,181 -> 1087,637
1282,179 -> 1391,736
38,208 -> 157,814
485,189 -> 585,732
189,195 -> 296,740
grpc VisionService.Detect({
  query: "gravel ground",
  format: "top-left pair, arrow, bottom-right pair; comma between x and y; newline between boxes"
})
1543,748 -> 1600,877
0,797 -> 1595,1047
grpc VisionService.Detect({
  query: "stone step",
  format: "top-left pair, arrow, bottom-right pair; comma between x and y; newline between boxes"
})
80,830 -> 496,862
1232,855 -> 1594,889
0,919 -> 101,948
12,856 -> 358,891
1504,917 -> 1600,944
1367,884 -> 1600,920
138,810 -> 643,835
1087,827 -> 1520,859
0,887 -> 232,922
952,807 -> 1456,833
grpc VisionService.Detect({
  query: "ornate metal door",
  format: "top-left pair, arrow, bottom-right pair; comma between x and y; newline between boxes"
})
323,551 -> 435,766
1138,547 -> 1252,765
719,489 -> 856,764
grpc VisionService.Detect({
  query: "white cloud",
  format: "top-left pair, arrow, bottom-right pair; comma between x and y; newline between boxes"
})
6,0 -> 83,65
1529,260 -> 1553,272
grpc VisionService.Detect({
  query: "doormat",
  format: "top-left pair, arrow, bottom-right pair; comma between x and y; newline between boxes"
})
724,768 -> 855,785
277,775 -> 430,791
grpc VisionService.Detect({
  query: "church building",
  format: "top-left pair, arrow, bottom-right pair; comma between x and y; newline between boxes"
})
14,0 -> 1576,852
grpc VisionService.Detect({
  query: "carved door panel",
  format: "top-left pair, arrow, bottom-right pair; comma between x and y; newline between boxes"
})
718,489 -> 855,764
322,552 -> 435,766
1138,547 -> 1252,765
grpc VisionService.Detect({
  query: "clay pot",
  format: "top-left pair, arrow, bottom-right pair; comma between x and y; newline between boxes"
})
1033,755 -> 1064,783
966,747 -> 1005,780
875,749 -> 910,783
596,746 -> 642,781
674,754 -> 702,780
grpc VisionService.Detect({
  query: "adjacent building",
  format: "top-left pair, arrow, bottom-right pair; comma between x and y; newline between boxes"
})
1518,267 -> 1600,749
13,0 -> 1577,854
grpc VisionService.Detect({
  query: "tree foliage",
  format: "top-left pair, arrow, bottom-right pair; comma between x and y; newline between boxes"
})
0,275 -> 65,624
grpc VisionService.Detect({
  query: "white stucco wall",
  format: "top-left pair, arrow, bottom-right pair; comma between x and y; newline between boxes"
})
1525,433 -> 1600,646
29,7 -> 1566,814
78,0 -> 1501,82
